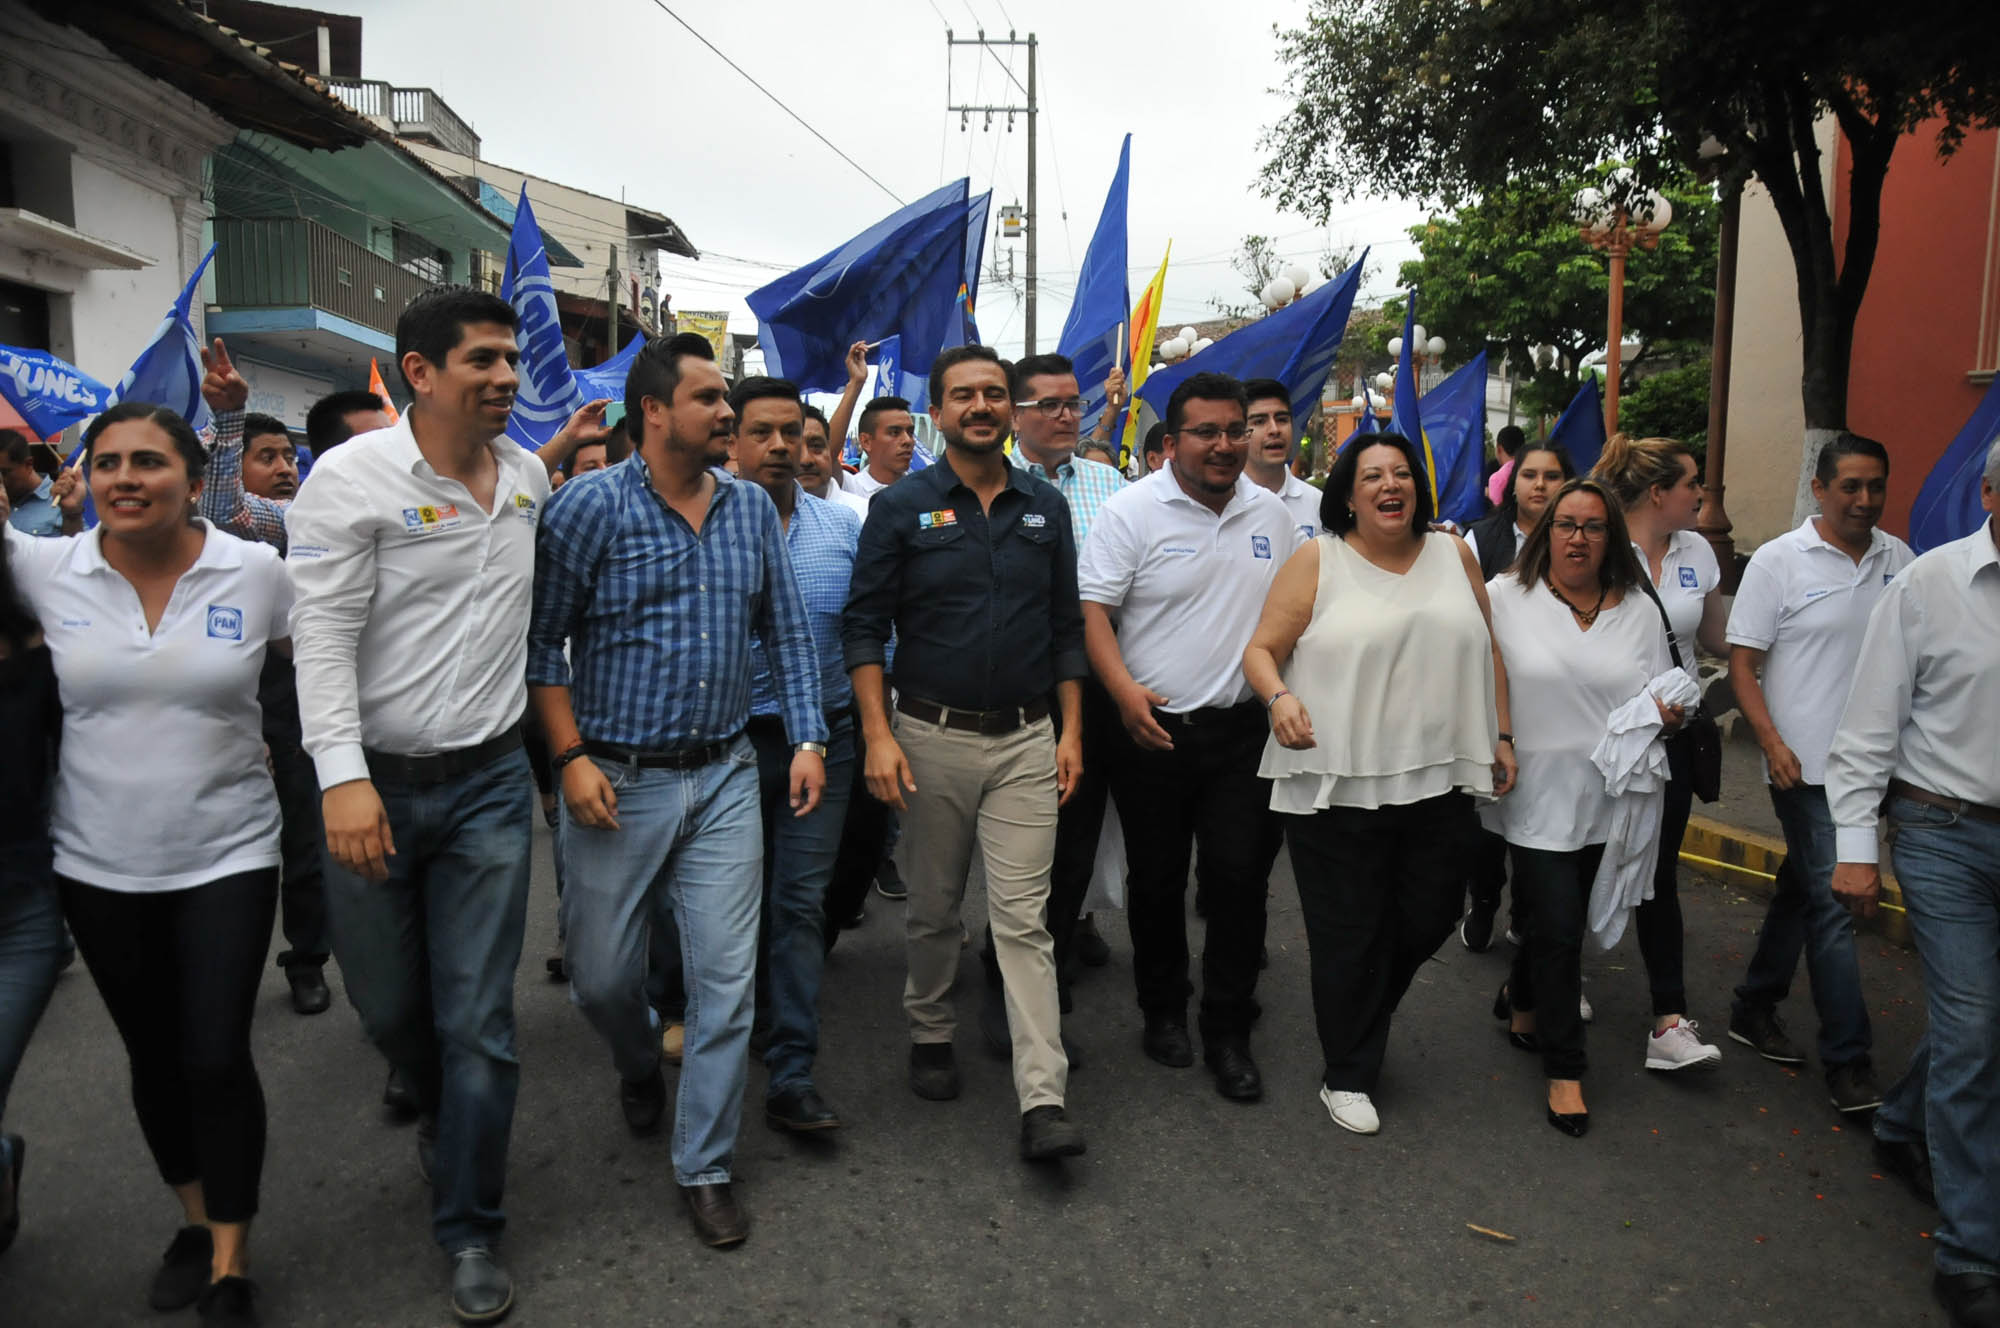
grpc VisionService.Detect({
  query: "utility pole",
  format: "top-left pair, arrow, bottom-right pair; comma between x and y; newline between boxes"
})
946,29 -> 1038,353
606,241 -> 620,364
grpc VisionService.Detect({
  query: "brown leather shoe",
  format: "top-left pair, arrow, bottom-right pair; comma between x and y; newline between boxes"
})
682,1182 -> 748,1248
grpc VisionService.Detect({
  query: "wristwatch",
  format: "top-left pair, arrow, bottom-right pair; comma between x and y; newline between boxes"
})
795,742 -> 828,758
551,743 -> 590,773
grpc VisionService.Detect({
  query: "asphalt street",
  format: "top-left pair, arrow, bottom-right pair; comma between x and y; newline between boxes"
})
2,818 -> 1942,1327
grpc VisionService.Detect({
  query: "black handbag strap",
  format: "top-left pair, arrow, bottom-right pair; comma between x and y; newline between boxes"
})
1632,575 -> 1688,674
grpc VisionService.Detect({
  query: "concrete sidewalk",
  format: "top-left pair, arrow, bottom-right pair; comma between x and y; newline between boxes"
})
1682,734 -> 1910,945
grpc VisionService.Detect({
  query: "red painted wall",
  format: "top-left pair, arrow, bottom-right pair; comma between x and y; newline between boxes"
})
1836,122 -> 1995,538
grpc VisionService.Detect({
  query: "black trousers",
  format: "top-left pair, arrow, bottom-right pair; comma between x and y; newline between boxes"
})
1507,843 -> 1607,1080
823,706 -> 893,951
1285,793 -> 1473,1091
1107,700 -> 1271,1041
268,733 -> 329,970
61,868 -> 278,1223
1633,760 -> 1694,1016
1466,827 -> 1513,920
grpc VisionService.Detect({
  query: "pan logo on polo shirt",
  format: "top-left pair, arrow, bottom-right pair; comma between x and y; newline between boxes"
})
206,605 -> 243,641
917,509 -> 958,529
1251,535 -> 1272,559
401,503 -> 463,535
1677,566 -> 1699,589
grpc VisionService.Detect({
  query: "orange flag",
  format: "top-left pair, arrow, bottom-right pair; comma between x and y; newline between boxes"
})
368,359 -> 400,423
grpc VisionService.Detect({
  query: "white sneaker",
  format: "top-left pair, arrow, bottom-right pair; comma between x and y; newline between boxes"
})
1319,1087 -> 1380,1135
1645,1018 -> 1723,1071
1579,985 -> 1594,1023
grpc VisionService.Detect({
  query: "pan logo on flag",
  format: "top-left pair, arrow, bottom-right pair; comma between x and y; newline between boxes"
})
206,605 -> 243,641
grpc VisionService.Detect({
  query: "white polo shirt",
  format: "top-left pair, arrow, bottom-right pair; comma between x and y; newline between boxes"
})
1638,528 -> 1721,674
4,521 -> 290,892
1078,470 -> 1303,712
1277,471 -> 1323,541
285,416 -> 549,788
1726,518 -> 1913,785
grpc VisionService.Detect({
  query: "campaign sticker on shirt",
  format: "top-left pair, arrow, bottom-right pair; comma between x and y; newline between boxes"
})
1298,524 -> 1316,540
513,493 -> 538,520
1883,572 -> 1893,584
1677,566 -> 1699,589
206,605 -> 244,641
1019,512 -> 1047,528
918,509 -> 958,529
401,503 -> 463,535
1251,535 -> 1272,559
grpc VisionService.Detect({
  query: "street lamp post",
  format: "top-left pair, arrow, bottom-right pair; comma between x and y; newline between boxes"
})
1575,176 -> 1672,435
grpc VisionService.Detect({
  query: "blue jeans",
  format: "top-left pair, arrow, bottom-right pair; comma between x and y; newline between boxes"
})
321,749 -> 533,1253
1885,794 -> 2000,1277
1731,784 -> 1872,1068
560,738 -> 762,1187
0,844 -> 64,1133
748,716 -> 855,1095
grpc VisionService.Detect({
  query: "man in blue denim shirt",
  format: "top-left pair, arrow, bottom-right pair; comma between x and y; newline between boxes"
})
529,334 -> 826,1251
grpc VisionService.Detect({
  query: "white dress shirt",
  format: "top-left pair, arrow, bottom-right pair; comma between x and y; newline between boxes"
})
1826,520 -> 2000,863
284,416 -> 550,788
1276,470 -> 1323,540
1725,518 -> 1913,785
1078,469 -> 1302,712
5,522 -> 290,892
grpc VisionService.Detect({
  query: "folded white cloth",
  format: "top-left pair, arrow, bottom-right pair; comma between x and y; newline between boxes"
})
1586,668 -> 1702,950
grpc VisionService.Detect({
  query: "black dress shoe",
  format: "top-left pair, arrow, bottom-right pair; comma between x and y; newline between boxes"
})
1874,1134 -> 1937,1206
909,1043 -> 960,1100
621,1068 -> 667,1136
684,1182 -> 748,1247
1546,1108 -> 1591,1138
1936,1271 -> 2000,1328
197,1274 -> 260,1327
383,1066 -> 420,1121
1020,1105 -> 1086,1160
148,1225 -> 215,1311
285,963 -> 331,1015
1,1132 -> 24,1256
1141,1015 -> 1195,1068
449,1246 -> 515,1322
766,1086 -> 841,1132
1204,1041 -> 1264,1102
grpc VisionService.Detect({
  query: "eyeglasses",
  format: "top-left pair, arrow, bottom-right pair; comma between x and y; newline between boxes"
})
1015,396 -> 1085,418
1551,518 -> 1609,539
1174,424 -> 1250,443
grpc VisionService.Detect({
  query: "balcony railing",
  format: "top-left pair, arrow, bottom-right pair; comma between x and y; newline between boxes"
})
324,78 -> 480,158
213,218 -> 435,340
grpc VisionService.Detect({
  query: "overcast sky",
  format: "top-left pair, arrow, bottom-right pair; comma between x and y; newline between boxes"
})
343,0 -> 1427,359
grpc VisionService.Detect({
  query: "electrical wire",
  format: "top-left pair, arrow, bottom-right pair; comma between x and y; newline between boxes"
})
640,0 -> 903,207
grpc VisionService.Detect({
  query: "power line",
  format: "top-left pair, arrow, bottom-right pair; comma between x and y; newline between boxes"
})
641,0 -> 904,207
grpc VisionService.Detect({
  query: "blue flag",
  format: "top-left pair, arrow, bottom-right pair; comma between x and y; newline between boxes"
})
0,344 -> 111,438
1389,291 -> 1422,459
1418,351 -> 1490,525
501,187 -> 584,450
749,179 -> 977,395
869,334 -> 922,403
1057,135 -> 1131,436
574,333 -> 644,403
108,244 -> 218,435
1137,252 -> 1366,431
1908,373 -> 2000,553
1548,377 -> 1608,477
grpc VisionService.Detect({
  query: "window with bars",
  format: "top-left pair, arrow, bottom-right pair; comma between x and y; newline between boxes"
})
392,224 -> 451,285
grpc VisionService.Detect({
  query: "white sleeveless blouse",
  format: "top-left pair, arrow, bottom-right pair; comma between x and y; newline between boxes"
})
1260,532 -> 1498,812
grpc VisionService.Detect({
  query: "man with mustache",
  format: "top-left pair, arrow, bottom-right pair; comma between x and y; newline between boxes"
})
842,343 -> 1088,1162
285,286 -> 546,1323
529,335 -> 826,1249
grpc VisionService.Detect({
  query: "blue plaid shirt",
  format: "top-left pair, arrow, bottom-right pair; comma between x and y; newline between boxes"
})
751,484 -> 860,717
528,457 -> 827,749
1011,449 -> 1127,548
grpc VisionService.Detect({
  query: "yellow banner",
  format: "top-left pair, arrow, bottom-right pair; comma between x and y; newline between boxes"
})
675,311 -> 731,363
1121,242 -> 1172,459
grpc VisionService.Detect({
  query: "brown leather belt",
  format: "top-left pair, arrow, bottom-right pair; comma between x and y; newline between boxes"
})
1888,778 -> 2000,825
896,694 -> 1050,736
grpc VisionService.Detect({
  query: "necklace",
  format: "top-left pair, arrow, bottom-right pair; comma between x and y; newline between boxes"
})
1546,577 -> 1606,627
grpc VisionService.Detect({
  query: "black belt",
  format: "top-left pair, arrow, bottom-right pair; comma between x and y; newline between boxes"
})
1154,699 -> 1265,728
746,709 -> 850,741
583,735 -> 736,771
896,694 -> 1050,736
1888,778 -> 2000,825
364,723 -> 522,786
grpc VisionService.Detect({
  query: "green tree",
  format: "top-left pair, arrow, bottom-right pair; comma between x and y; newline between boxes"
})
1621,358 -> 1714,454
1393,166 -> 1718,421
1258,0 -> 2000,503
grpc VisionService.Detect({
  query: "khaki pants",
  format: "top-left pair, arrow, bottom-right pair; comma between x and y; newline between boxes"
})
896,711 -> 1068,1110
